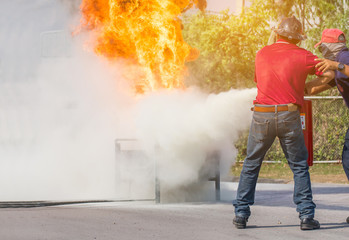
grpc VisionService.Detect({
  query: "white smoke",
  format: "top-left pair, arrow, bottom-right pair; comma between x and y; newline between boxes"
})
134,88 -> 255,189
0,0 -> 124,201
0,0 -> 256,202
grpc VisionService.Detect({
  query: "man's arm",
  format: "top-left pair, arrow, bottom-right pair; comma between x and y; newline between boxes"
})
315,58 -> 349,77
304,70 -> 335,95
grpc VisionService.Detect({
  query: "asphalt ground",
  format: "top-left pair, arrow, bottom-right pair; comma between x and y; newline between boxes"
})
1,182 -> 348,240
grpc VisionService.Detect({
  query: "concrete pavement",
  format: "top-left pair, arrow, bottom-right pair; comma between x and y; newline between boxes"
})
1,182 -> 348,240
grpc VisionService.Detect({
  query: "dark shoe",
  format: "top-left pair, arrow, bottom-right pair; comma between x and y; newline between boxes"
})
346,216 -> 349,224
300,218 -> 320,230
233,216 -> 248,229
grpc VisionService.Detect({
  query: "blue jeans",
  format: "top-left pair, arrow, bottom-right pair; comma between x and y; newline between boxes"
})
233,106 -> 316,219
342,127 -> 349,181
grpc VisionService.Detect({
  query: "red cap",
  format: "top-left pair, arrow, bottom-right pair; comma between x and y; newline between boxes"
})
314,29 -> 346,48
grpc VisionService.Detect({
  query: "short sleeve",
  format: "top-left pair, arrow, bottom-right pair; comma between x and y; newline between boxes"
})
338,50 -> 349,65
306,51 -> 322,76
336,50 -> 349,80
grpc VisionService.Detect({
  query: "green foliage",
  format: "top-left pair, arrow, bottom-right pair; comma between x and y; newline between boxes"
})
182,0 -> 276,92
235,99 -> 349,162
274,0 -> 349,56
181,0 -> 349,162
312,99 -> 349,161
232,162 -> 347,183
181,0 -> 349,93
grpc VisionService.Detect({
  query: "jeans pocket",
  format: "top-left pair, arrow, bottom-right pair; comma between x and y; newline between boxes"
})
282,114 -> 302,136
251,118 -> 269,142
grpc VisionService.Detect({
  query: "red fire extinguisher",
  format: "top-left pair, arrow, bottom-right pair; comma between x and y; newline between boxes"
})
300,99 -> 313,166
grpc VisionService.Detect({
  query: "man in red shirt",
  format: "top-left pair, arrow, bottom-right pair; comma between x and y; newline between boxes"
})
233,16 -> 333,230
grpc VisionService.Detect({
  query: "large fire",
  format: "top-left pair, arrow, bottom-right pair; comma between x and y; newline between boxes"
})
76,0 -> 206,92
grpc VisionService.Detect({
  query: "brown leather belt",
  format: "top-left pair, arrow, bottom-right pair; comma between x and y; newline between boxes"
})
252,104 -> 299,112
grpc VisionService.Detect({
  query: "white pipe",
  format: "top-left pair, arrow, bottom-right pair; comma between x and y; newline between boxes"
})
247,160 -> 343,164
305,96 -> 343,99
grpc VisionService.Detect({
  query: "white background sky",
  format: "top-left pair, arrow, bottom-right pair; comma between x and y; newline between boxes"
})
206,0 -> 251,14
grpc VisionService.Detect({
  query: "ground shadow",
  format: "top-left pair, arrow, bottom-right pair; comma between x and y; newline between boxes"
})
247,222 -> 349,230
319,222 -> 349,230
251,187 -> 349,211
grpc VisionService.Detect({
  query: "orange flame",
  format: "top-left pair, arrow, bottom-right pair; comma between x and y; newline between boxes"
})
76,0 -> 203,92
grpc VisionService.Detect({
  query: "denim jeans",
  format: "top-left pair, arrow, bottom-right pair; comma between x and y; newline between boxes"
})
342,127 -> 349,181
233,106 -> 316,219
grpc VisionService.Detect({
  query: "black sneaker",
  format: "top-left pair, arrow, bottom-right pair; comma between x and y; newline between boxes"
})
300,218 -> 320,230
346,216 -> 349,224
233,216 -> 248,229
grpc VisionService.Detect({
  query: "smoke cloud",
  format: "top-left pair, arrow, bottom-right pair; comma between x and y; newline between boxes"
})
0,0 -> 256,202
135,88 -> 255,187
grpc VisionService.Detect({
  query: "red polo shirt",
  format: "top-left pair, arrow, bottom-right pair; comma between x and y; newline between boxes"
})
254,39 -> 322,106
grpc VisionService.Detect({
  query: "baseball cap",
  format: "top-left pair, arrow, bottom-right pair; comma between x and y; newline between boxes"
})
314,29 -> 346,48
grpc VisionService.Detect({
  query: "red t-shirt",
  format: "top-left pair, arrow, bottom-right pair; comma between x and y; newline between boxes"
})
254,39 -> 322,106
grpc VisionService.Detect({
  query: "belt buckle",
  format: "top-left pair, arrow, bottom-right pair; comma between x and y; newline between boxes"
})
287,103 -> 298,112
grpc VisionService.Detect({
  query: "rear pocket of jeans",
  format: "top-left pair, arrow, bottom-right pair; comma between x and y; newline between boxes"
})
252,118 -> 269,142
282,115 -> 302,136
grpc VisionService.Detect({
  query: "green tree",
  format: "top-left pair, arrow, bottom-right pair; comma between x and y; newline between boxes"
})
182,0 -> 349,162
182,0 -> 277,92
274,0 -> 349,56
182,0 -> 349,93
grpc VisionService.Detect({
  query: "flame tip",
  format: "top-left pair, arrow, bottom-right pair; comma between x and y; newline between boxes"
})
77,0 -> 202,92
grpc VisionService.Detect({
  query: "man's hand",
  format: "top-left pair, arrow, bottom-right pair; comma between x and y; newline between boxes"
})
315,58 -> 338,72
304,70 -> 335,95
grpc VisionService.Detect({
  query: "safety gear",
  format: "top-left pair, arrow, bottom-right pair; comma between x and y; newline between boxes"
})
274,16 -> 307,41
319,42 -> 346,61
314,28 -> 346,48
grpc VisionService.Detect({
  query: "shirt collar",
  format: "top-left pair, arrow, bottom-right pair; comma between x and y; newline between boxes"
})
276,39 -> 288,43
339,47 -> 348,54
275,39 -> 295,45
